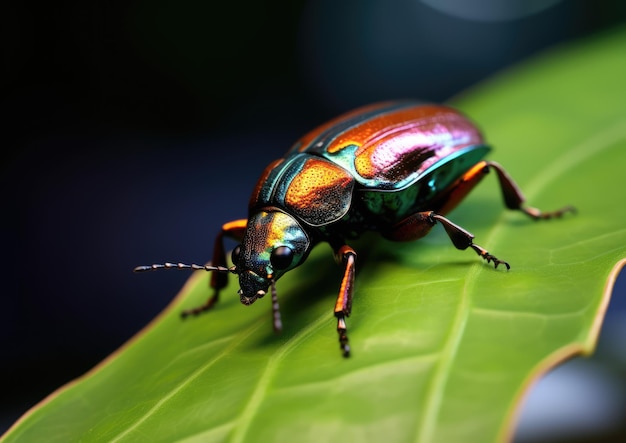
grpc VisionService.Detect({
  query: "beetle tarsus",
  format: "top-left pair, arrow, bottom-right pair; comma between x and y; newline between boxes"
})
337,317 -> 350,357
471,244 -> 510,270
522,205 -> 576,221
431,212 -> 510,270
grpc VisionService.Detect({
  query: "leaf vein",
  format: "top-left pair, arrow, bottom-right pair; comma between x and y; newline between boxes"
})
108,322 -> 263,443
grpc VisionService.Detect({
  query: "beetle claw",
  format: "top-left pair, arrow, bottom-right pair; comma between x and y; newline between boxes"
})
471,244 -> 510,270
489,256 -> 510,270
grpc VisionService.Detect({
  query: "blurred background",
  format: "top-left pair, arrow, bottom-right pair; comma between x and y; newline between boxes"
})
2,0 -> 625,440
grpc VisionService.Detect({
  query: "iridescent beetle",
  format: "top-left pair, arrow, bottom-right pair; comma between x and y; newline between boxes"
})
135,101 -> 574,357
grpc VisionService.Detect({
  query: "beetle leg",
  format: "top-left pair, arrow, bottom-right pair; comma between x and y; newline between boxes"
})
429,212 -> 510,269
435,161 -> 575,219
382,211 -> 436,242
487,161 -> 576,220
384,211 -> 509,269
333,244 -> 357,357
181,219 -> 247,317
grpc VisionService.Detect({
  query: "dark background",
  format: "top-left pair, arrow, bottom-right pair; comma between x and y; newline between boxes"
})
2,0 -> 626,440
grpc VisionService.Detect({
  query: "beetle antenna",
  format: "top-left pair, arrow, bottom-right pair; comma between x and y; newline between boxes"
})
133,262 -> 236,274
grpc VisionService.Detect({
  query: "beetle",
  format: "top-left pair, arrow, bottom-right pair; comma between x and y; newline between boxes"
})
135,100 -> 574,357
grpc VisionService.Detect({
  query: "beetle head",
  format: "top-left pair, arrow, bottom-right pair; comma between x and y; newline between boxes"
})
232,210 -> 310,305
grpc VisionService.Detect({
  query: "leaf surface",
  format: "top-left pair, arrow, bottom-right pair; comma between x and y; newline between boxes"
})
4,26 -> 626,443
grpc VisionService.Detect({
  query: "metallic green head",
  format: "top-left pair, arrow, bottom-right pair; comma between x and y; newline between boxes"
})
233,210 -> 310,305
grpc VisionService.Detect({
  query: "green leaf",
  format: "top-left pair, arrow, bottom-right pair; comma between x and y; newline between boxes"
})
4,27 -> 626,443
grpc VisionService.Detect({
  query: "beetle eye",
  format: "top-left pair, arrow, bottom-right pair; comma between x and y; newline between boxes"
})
270,246 -> 293,270
231,245 -> 241,265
